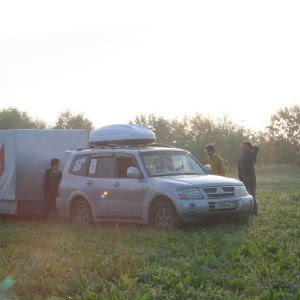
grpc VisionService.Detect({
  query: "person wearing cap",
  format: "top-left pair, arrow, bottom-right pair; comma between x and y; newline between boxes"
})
204,144 -> 225,176
238,141 -> 259,216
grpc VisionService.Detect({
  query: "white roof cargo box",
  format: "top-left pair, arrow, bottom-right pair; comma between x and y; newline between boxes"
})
89,124 -> 156,146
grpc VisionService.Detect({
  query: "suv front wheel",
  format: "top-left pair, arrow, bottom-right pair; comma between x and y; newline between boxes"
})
71,199 -> 93,225
152,202 -> 180,230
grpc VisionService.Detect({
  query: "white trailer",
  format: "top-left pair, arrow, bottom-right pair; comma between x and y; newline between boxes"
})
0,129 -> 88,216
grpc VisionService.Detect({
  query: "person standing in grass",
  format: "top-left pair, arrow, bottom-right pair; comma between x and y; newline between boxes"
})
204,144 -> 226,176
238,141 -> 259,216
43,158 -> 62,214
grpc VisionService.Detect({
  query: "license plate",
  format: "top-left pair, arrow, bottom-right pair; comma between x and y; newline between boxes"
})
214,202 -> 235,210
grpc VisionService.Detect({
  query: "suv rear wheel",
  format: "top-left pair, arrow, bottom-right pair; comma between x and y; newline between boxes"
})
152,202 -> 180,230
71,200 -> 93,225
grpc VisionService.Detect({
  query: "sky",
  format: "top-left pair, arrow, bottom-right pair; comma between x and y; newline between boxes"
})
1,0 -> 299,132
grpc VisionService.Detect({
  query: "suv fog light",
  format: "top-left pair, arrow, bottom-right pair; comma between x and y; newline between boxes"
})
189,203 -> 196,210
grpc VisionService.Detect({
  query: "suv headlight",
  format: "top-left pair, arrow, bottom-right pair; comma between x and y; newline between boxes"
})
236,185 -> 248,196
177,188 -> 203,199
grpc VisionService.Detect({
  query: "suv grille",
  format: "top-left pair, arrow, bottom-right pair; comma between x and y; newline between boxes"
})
202,186 -> 235,198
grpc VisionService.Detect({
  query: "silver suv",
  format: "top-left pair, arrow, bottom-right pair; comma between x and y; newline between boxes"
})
57,141 -> 253,229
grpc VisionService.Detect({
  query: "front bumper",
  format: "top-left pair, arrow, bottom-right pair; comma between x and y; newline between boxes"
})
176,195 -> 253,224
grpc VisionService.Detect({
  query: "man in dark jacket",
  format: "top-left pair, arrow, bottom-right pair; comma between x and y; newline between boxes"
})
43,158 -> 62,214
238,141 -> 259,216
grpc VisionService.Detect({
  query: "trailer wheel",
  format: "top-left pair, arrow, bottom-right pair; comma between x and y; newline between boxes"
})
152,201 -> 180,230
71,200 -> 93,225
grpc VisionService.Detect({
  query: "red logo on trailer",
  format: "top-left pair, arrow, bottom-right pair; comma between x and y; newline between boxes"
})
0,143 -> 5,177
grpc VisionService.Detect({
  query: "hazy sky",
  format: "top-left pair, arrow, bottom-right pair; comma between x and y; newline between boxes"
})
1,0 -> 299,131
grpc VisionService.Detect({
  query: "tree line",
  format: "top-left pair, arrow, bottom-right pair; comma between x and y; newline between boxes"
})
1,106 -> 300,167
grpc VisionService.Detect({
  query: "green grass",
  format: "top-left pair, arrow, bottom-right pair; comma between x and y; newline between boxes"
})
1,171 -> 300,299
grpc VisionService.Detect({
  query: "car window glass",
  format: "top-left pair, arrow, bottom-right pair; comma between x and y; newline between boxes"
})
140,151 -> 205,176
88,156 -> 114,178
115,156 -> 137,178
68,154 -> 90,176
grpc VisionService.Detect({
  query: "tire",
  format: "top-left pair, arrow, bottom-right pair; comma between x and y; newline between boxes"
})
152,202 -> 180,230
71,200 -> 93,225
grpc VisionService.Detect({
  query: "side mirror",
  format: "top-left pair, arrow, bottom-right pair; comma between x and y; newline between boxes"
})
204,164 -> 211,174
127,167 -> 141,178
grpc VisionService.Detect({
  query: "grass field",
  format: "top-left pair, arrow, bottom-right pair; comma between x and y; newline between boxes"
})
0,170 -> 299,299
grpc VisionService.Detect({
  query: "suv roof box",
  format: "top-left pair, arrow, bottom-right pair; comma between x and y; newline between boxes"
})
89,124 -> 156,146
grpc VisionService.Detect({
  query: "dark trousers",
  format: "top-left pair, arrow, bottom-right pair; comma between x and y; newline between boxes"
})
50,196 -> 58,213
45,195 -> 58,214
244,183 -> 258,216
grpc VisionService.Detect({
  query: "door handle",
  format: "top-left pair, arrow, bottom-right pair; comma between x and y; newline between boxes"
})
86,180 -> 93,185
113,182 -> 120,187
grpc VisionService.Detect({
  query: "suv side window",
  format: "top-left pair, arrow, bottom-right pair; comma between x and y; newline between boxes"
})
115,155 -> 138,178
88,156 -> 114,178
68,154 -> 90,176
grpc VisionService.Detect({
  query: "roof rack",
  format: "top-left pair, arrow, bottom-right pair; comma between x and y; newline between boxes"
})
75,142 -> 176,151
149,143 -> 175,148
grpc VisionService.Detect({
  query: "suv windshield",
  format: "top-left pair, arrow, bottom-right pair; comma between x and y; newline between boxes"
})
140,150 -> 206,177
